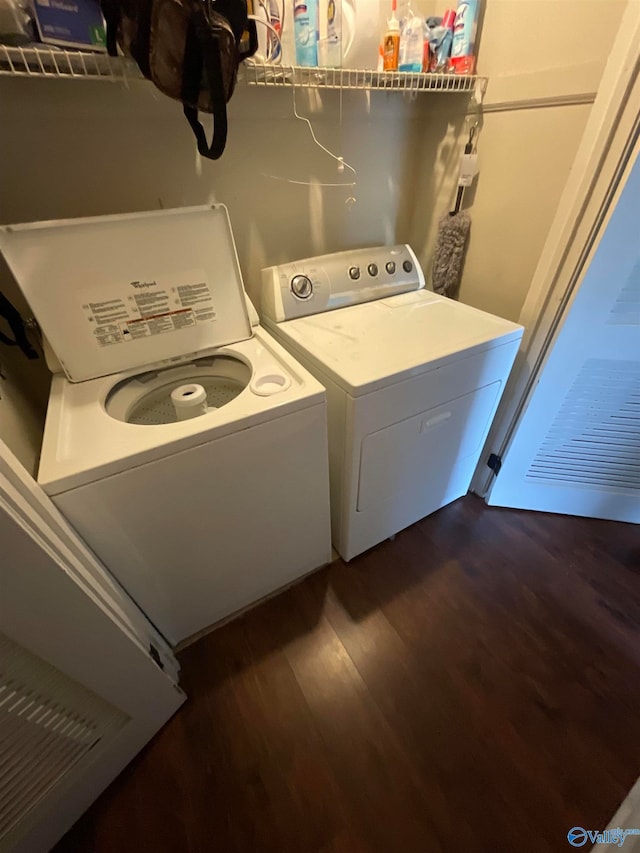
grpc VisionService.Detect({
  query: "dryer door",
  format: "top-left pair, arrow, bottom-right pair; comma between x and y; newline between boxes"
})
357,382 -> 502,513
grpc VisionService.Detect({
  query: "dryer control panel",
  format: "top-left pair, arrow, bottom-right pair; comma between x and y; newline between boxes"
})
261,244 -> 426,324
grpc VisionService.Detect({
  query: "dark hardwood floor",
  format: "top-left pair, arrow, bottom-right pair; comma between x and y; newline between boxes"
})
55,497 -> 640,853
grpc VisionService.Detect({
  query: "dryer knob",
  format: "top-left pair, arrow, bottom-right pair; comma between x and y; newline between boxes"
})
290,274 -> 313,299
349,266 -> 361,280
403,260 -> 413,273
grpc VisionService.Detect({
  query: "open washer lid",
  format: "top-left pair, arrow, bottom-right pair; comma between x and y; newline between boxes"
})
0,205 -> 252,382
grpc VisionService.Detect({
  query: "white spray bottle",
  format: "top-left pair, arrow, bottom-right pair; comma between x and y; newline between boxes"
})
399,4 -> 425,73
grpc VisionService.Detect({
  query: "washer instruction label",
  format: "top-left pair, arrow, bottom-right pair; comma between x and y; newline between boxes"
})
82,269 -> 215,347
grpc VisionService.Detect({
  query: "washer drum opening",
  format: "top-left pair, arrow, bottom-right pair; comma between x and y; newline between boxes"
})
105,355 -> 252,425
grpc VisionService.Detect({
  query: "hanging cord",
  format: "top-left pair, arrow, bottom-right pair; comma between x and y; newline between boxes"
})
450,121 -> 478,215
254,18 -> 357,203
261,82 -> 357,201
253,0 -> 285,63
250,1 -> 282,63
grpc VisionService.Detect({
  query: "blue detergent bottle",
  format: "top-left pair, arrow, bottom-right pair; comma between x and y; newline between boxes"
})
294,0 -> 319,66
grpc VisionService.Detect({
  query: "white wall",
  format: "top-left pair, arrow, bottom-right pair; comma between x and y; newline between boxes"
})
436,103 -> 593,320
408,0 -> 627,320
0,79 -> 427,305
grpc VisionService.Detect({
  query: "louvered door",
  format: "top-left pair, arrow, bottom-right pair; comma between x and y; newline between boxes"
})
0,633 -> 129,843
0,458 -> 185,853
487,153 -> 640,523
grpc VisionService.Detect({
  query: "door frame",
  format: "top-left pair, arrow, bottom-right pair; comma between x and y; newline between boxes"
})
471,2 -> 640,497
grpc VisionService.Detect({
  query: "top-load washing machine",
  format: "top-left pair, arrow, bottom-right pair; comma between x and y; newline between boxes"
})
261,244 -> 524,561
0,206 -> 332,645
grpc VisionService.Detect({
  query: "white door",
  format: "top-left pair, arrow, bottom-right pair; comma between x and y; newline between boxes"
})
0,444 -> 185,853
486,151 -> 640,523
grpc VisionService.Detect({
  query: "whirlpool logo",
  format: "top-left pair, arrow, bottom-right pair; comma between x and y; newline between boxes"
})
568,826 -> 640,847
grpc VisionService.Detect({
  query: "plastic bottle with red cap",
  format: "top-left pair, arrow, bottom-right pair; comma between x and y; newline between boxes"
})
450,0 -> 479,73
382,0 -> 400,70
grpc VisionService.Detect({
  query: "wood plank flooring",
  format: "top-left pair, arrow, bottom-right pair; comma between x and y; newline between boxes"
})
55,497 -> 640,853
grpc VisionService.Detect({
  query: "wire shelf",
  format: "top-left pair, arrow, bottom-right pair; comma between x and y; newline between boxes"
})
0,45 -> 486,95
0,44 -> 140,81
240,62 -> 485,94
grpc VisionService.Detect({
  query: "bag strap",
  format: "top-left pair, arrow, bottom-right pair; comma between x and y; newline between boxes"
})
101,0 -> 119,56
0,293 -> 38,360
129,0 -> 154,78
181,13 -> 229,161
240,18 -> 258,61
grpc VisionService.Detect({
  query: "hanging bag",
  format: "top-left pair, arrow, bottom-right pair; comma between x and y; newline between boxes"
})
101,0 -> 258,159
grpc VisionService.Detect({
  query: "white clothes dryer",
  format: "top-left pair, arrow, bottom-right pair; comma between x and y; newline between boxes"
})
261,245 -> 523,561
1,206 -> 331,644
